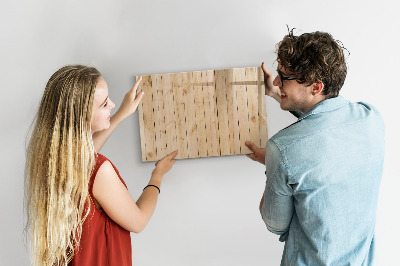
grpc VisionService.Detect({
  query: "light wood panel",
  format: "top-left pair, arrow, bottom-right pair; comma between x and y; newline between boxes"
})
137,67 -> 268,162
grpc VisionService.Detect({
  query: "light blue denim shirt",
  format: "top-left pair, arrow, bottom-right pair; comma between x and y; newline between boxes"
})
260,96 -> 385,266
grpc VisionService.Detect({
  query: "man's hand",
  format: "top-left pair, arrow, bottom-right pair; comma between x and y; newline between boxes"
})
245,141 -> 265,165
262,62 -> 281,103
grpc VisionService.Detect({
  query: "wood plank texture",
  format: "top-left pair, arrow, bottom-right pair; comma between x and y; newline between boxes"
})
137,67 -> 268,162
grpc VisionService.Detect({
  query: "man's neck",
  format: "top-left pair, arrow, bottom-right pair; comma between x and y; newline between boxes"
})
301,95 -> 327,113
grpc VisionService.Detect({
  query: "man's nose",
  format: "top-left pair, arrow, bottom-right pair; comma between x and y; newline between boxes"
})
273,75 -> 281,87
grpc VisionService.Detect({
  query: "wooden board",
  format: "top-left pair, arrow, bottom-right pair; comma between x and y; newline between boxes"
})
137,67 -> 268,162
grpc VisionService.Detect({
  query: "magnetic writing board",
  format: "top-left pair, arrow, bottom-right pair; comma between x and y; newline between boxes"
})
137,67 -> 268,162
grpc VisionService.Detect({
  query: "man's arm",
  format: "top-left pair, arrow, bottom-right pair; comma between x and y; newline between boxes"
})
260,185 -> 293,238
259,140 -> 294,240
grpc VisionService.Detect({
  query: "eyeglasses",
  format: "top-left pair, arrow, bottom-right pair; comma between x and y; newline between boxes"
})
277,70 -> 297,86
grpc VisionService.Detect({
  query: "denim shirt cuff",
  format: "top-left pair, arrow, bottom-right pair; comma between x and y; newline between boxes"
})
279,231 -> 289,242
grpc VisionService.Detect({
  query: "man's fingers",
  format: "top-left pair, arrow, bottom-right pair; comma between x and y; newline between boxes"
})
261,62 -> 267,73
246,153 -> 257,161
245,141 -> 259,152
261,62 -> 272,77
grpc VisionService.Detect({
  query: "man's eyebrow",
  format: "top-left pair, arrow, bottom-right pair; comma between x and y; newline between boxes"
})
278,68 -> 292,77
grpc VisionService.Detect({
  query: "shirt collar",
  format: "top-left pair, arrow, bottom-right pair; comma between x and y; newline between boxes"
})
298,95 -> 350,121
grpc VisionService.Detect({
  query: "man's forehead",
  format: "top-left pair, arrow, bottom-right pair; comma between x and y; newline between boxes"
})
277,63 -> 295,76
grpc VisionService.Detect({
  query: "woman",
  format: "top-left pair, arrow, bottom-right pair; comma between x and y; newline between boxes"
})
25,65 -> 177,265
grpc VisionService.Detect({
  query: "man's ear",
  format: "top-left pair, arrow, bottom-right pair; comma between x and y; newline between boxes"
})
312,82 -> 324,96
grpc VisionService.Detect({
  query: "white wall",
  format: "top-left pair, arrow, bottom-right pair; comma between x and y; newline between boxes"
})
1,0 -> 399,265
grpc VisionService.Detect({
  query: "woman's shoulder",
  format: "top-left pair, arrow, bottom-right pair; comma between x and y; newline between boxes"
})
96,160 -> 117,178
94,154 -> 127,188
95,153 -> 108,164
91,153 -> 109,179
90,154 -> 114,193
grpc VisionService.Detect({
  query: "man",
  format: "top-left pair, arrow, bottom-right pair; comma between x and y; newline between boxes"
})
245,31 -> 385,265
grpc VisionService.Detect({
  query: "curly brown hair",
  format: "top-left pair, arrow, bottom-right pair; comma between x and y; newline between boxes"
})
277,30 -> 348,98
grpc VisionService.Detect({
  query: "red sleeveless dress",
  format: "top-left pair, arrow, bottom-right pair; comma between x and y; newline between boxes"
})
69,153 -> 132,266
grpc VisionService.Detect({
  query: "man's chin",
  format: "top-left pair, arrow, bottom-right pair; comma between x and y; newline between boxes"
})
279,103 -> 290,111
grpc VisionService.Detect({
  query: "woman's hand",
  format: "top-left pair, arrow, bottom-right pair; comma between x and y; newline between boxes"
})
261,62 -> 281,103
115,76 -> 144,120
92,77 -> 144,152
152,150 -> 178,178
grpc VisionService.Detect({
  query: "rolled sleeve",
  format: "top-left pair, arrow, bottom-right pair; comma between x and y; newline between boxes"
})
260,140 -> 294,240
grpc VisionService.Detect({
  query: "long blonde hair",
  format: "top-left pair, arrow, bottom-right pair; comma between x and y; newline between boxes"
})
25,65 -> 101,265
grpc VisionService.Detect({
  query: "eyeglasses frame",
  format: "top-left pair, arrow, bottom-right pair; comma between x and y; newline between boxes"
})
277,69 -> 297,86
